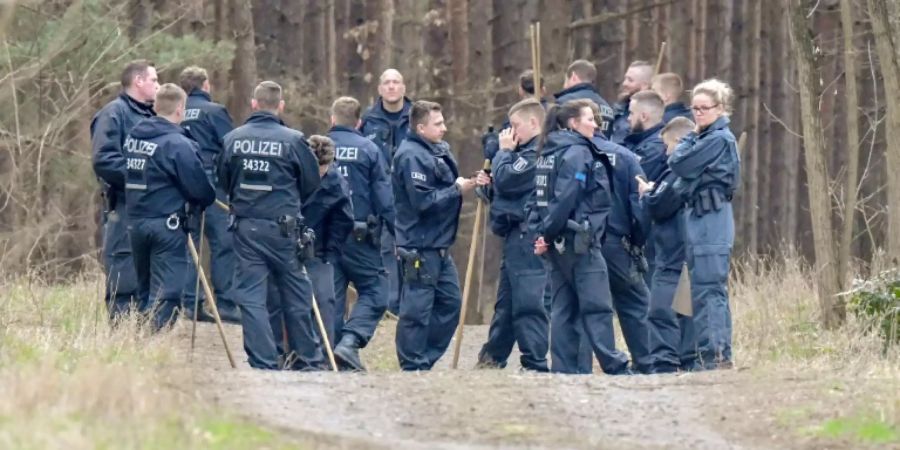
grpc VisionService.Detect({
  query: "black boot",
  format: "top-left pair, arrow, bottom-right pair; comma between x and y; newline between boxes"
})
215,301 -> 242,324
183,302 -> 215,323
333,333 -> 366,372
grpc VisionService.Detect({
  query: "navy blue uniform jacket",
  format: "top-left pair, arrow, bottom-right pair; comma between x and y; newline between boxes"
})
392,133 -> 462,250
329,125 -> 396,234
220,111 -> 321,219
123,116 -> 216,218
302,167 -> 354,263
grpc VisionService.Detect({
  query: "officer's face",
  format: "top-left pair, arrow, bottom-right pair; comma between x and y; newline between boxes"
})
417,111 -> 447,143
619,66 -> 650,99
510,112 -> 539,143
627,99 -> 645,132
135,67 -> 160,103
570,107 -> 597,139
691,93 -> 723,129
378,72 -> 406,104
662,134 -> 679,155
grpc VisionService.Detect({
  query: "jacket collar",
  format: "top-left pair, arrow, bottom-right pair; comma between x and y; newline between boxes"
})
624,122 -> 664,146
245,110 -> 285,126
554,82 -> 597,99
119,92 -> 155,117
329,124 -> 362,136
188,89 -> 212,102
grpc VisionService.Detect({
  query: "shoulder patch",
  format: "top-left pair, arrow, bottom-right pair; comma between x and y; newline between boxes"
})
512,157 -> 529,172
411,171 -> 427,182
575,171 -> 587,182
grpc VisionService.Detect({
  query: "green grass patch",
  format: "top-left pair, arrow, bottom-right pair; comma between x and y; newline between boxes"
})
808,414 -> 899,445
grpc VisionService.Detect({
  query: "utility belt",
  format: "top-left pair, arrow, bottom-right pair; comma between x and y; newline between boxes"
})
552,219 -> 593,255
396,247 -> 447,285
275,215 -> 316,262
688,187 -> 732,217
351,214 -> 382,246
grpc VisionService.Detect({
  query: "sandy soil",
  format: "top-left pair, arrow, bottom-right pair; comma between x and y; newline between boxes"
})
177,319 -> 886,450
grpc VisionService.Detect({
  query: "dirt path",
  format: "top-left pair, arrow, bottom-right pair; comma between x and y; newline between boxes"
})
178,320 -> 868,449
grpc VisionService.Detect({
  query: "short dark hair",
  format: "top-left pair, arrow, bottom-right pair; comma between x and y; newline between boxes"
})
410,100 -> 442,131
566,59 -> 596,83
253,81 -> 283,110
179,66 -> 209,93
121,59 -> 154,89
518,70 -> 544,95
308,135 -> 336,166
331,96 -> 361,127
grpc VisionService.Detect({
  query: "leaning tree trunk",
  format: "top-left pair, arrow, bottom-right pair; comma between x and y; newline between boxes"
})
867,0 -> 900,263
788,0 -> 844,328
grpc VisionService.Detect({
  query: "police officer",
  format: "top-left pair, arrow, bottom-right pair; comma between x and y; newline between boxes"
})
622,90 -> 669,289
123,84 -> 216,331
611,61 -> 653,144
669,79 -> 740,371
360,68 -> 413,316
652,73 -> 694,124
554,60 -> 615,139
585,104 -> 653,374
268,135 -> 354,362
91,60 -> 158,321
393,100 -> 476,371
178,66 -> 240,323
482,70 -> 547,161
638,116 -> 696,373
623,91 -> 668,182
220,81 -> 324,370
299,135 -> 353,347
529,99 -> 630,375
474,98 -> 549,372
328,97 -> 396,372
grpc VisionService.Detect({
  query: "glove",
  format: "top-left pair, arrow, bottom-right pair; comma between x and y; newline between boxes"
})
481,129 -> 499,161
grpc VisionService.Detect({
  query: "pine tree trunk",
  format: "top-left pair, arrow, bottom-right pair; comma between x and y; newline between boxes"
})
228,0 -> 258,123
867,0 -> 900,262
788,0 -> 843,328
838,0 -> 861,287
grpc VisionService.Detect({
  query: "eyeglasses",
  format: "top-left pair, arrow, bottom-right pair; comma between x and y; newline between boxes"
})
691,104 -> 720,114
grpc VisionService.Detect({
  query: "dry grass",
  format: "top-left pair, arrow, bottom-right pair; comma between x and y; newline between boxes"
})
0,272 -> 298,450
731,254 -> 900,371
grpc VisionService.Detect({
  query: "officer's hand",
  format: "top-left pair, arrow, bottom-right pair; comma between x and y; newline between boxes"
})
534,236 -> 548,255
498,128 -> 517,151
475,171 -> 492,186
456,177 -> 477,194
636,176 -> 655,198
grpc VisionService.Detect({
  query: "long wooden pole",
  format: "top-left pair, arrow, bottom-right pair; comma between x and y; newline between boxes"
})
310,289 -> 339,372
189,213 -> 206,362
451,160 -> 490,369
654,41 -> 667,75
187,235 -> 237,369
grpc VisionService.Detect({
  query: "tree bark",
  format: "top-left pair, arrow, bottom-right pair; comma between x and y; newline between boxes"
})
838,0 -> 860,287
867,0 -> 900,261
788,0 -> 843,328
229,0 -> 258,123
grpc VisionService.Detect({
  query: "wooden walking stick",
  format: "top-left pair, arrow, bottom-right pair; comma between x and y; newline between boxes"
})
187,234 -> 237,369
310,290 -> 339,372
654,41 -> 667,75
530,22 -> 542,101
189,212 -> 206,362
451,160 -> 491,369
